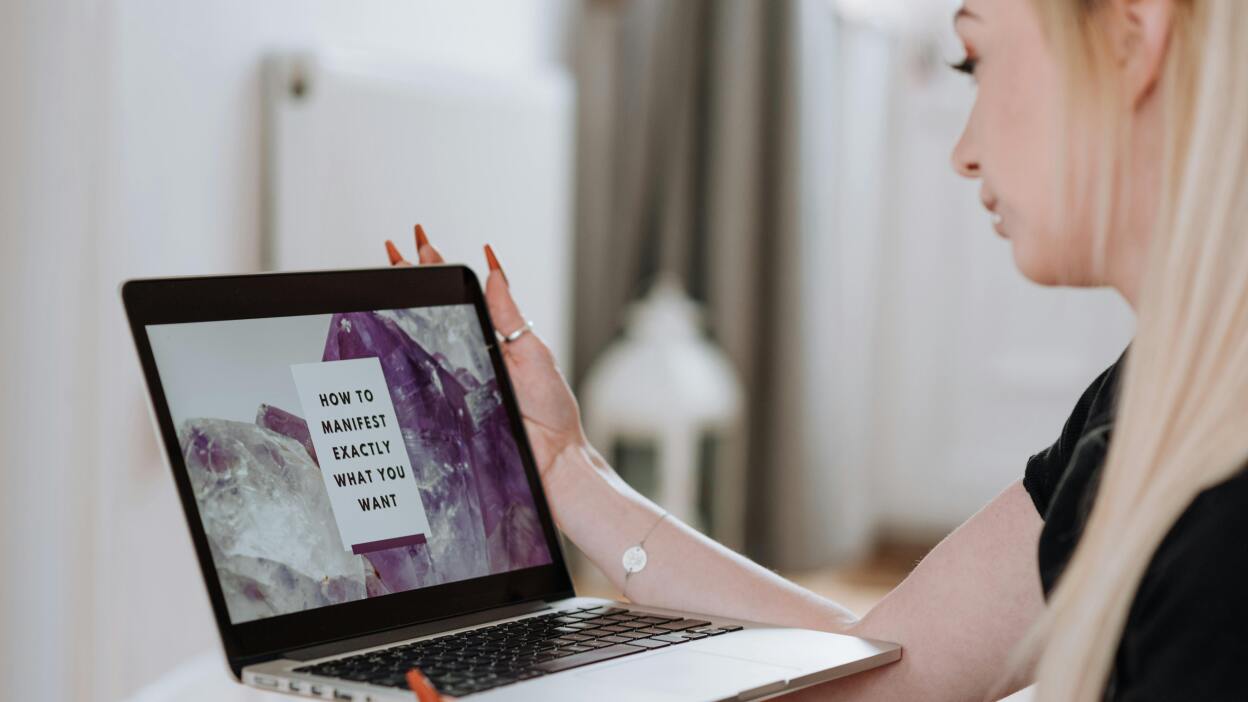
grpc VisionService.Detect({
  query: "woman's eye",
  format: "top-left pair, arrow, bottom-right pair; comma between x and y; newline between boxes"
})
950,56 -> 978,76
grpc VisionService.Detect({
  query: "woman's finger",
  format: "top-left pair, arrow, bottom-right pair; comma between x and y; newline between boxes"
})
483,244 -> 558,373
483,244 -> 528,340
414,224 -> 445,264
386,240 -> 413,267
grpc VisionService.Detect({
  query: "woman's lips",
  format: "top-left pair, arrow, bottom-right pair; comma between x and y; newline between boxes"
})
978,188 -> 1008,237
981,193 -> 1005,238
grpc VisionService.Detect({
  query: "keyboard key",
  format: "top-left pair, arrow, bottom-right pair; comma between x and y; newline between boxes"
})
614,621 -> 649,631
628,638 -> 672,649
516,670 -> 545,680
634,616 -> 679,624
293,610 -> 669,694
578,627 -> 617,638
658,619 -> 711,631
579,606 -> 628,615
533,643 -> 646,673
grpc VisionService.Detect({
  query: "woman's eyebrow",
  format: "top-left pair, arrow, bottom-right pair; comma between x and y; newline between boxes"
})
954,7 -> 981,25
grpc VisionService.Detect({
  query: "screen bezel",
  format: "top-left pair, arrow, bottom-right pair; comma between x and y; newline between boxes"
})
122,266 -> 575,670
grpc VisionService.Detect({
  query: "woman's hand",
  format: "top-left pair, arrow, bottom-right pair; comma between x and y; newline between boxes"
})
385,225 -> 589,487
383,226 -> 866,697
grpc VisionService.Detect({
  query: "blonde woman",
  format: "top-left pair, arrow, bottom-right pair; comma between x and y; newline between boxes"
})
386,0 -> 1248,698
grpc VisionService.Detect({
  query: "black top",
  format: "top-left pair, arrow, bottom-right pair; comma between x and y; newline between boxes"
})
1023,351 -> 1248,700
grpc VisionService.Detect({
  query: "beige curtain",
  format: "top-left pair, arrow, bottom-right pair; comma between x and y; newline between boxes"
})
569,0 -> 811,562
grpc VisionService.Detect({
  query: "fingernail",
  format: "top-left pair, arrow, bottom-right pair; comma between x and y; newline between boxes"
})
415,223 -> 430,249
484,244 -> 508,286
385,240 -> 404,265
406,669 -> 441,702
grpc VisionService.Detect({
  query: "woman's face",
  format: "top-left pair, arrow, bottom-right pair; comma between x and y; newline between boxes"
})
951,1 -> 1110,289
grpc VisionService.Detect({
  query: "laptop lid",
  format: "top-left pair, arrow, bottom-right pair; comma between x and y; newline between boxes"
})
122,265 -> 574,674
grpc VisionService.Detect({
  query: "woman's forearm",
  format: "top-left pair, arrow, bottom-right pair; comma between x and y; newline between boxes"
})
545,443 -> 858,632
775,482 -> 1045,701
544,447 -> 1045,701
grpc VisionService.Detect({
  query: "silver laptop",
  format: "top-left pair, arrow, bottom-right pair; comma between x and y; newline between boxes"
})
122,266 -> 899,701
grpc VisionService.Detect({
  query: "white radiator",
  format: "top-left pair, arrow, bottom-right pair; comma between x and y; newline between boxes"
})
263,49 -> 575,364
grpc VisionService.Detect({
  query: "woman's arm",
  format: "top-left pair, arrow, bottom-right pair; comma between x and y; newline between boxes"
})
389,230 -> 1046,700
550,445 -> 1045,701
547,441 -> 859,631
388,229 -> 860,632
782,481 -> 1045,700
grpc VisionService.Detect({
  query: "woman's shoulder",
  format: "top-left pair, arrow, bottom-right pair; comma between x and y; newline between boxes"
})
1111,465 -> 1248,698
1023,350 -> 1126,517
1144,465 -> 1248,579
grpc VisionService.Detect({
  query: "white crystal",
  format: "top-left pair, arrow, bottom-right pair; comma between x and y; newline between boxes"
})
181,418 -> 368,623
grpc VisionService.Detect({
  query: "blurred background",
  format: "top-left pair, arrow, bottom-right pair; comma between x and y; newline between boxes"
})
0,0 -> 1134,700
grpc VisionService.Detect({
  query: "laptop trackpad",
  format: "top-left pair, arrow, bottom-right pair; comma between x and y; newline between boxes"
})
577,649 -> 797,698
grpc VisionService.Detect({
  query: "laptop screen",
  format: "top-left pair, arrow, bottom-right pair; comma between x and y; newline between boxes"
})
146,305 -> 554,625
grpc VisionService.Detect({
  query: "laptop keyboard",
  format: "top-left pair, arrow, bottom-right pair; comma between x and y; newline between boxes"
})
293,605 -> 743,698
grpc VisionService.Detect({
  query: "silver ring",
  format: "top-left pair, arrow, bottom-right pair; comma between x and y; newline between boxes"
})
500,319 -> 534,344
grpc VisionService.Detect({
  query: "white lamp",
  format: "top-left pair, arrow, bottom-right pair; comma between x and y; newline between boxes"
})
581,277 -> 744,533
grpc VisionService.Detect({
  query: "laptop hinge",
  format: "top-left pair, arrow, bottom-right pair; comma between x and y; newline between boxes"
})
283,600 -> 554,662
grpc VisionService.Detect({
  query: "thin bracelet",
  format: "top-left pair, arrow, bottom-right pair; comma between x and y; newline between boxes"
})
622,509 -> 669,600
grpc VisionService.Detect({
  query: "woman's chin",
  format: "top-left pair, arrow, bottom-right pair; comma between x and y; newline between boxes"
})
1010,237 -> 1064,287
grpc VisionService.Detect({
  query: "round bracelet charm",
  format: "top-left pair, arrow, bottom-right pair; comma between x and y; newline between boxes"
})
622,545 -> 648,574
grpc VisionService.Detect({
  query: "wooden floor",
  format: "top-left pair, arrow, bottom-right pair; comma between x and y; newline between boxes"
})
786,540 -> 935,616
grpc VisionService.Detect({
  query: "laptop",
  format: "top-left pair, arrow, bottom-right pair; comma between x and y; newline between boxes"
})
122,265 -> 899,701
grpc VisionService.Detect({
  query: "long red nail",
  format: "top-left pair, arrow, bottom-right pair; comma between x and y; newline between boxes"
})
385,240 -> 404,265
415,223 -> 430,249
484,244 -> 508,286
407,669 -> 442,702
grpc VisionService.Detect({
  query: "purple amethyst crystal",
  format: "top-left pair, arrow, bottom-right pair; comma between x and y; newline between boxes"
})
322,308 -> 552,590
179,304 -> 552,623
256,403 -> 317,464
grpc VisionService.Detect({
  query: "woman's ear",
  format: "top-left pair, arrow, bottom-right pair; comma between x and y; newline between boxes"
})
1108,0 -> 1175,106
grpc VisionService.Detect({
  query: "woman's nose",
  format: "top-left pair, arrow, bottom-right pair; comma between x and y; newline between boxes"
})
951,125 -> 980,179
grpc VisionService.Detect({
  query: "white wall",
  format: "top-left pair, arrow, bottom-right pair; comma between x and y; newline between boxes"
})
0,2 -> 568,700
0,3 -> 107,702
818,18 -> 1135,542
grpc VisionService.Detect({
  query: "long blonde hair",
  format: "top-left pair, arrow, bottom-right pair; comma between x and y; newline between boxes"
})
1022,1 -> 1248,699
